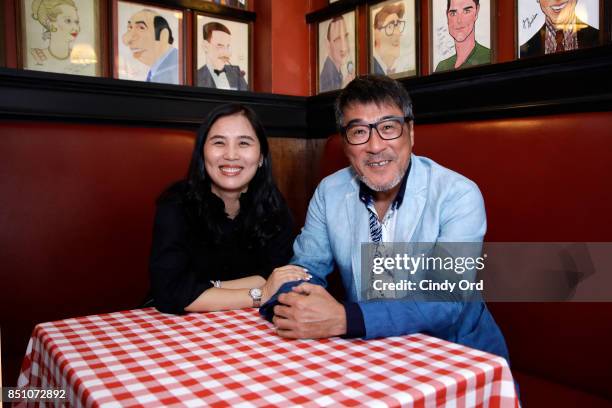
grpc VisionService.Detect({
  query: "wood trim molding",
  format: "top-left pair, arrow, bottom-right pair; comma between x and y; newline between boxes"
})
308,44 -> 612,136
0,68 -> 305,136
1,45 -> 610,138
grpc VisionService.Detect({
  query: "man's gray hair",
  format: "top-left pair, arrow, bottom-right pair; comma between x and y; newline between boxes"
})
334,75 -> 414,128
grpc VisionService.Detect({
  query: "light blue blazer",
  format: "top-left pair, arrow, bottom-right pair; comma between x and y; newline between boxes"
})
291,154 -> 509,360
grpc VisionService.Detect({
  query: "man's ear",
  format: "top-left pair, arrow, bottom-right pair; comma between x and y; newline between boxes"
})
409,121 -> 415,148
475,4 -> 480,19
159,28 -> 170,44
203,40 -> 210,54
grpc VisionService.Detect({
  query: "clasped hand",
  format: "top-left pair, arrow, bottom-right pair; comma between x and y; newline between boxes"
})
272,283 -> 347,339
260,265 -> 310,304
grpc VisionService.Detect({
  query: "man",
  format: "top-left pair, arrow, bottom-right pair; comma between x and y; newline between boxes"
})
372,2 -> 405,76
435,0 -> 490,72
520,0 -> 599,58
320,16 -> 355,93
197,22 -> 248,91
122,9 -> 179,84
271,75 -> 509,361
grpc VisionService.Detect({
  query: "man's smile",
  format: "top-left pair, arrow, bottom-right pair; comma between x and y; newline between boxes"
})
367,160 -> 392,168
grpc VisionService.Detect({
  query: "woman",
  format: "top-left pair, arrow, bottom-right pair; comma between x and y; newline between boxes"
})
149,104 -> 308,314
30,0 -> 80,65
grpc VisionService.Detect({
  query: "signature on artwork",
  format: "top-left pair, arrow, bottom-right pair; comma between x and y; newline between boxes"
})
522,13 -> 538,29
436,26 -> 454,58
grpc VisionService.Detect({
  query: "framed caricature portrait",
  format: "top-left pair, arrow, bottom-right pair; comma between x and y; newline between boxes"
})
19,0 -> 101,76
369,0 -> 418,78
430,0 -> 494,73
195,14 -> 250,91
317,10 -> 357,94
114,0 -> 185,85
517,0 -> 601,58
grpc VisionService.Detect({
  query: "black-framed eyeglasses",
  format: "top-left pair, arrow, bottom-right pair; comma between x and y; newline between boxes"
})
341,116 -> 412,145
379,20 -> 406,36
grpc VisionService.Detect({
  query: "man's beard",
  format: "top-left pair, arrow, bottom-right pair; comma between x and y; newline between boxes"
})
358,159 -> 409,192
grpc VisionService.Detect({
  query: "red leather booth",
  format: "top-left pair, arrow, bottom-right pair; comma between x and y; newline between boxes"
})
2,111 -> 612,407
0,122 -> 195,387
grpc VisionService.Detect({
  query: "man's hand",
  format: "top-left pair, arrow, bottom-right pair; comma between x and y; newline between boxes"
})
272,283 -> 347,339
261,265 -> 310,303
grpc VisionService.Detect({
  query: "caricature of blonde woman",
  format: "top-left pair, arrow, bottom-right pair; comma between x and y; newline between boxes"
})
27,0 -> 96,75
30,0 -> 79,61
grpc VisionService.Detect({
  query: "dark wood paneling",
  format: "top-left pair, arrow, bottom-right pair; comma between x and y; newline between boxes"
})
0,67 -> 307,136
141,0 -> 255,20
1,44 -> 611,138
269,138 -> 328,227
306,0 -> 366,24
308,44 -> 612,136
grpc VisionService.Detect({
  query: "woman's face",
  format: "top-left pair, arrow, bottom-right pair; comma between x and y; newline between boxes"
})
203,113 -> 263,197
53,4 -> 80,45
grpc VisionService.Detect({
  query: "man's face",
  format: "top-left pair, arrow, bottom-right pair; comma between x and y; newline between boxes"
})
328,19 -> 350,68
204,30 -> 232,70
374,13 -> 401,62
342,102 -> 413,192
122,10 -> 167,66
538,0 -> 577,26
447,0 -> 479,43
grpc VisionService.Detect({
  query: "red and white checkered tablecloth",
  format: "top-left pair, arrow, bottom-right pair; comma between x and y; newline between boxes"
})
17,307 -> 519,407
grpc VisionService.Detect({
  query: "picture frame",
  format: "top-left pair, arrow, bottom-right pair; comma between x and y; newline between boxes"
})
202,0 -> 248,10
194,13 -> 251,91
317,10 -> 357,94
113,0 -> 185,85
516,0 -> 602,59
430,0 -> 495,73
18,0 -> 102,76
368,0 -> 418,79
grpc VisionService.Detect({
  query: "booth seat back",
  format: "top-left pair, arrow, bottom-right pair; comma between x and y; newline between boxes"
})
318,111 -> 612,402
0,121 -> 195,386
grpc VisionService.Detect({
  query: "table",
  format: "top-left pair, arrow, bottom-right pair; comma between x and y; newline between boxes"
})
17,308 -> 519,407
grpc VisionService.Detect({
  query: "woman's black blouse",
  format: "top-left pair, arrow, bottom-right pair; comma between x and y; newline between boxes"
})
149,185 -> 294,314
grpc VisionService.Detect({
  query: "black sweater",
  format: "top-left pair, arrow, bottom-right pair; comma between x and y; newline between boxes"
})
149,185 -> 294,314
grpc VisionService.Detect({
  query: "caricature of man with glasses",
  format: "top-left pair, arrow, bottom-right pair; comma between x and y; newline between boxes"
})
372,2 -> 406,76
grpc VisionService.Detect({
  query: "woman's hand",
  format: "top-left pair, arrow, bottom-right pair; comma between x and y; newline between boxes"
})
261,265 -> 311,303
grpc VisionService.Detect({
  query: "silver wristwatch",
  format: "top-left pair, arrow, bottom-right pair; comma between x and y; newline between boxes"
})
248,288 -> 263,308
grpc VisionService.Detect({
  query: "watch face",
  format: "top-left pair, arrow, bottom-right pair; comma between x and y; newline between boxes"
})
250,288 -> 262,300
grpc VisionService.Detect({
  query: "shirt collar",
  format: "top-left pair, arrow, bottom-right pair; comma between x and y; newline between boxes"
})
358,160 -> 411,209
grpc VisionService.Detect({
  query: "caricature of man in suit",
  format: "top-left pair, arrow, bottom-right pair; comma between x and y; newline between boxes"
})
122,9 -> 179,84
197,22 -> 248,91
520,0 -> 599,58
319,15 -> 355,93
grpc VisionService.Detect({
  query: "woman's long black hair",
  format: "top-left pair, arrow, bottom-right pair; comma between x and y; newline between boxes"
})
163,103 -> 288,248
